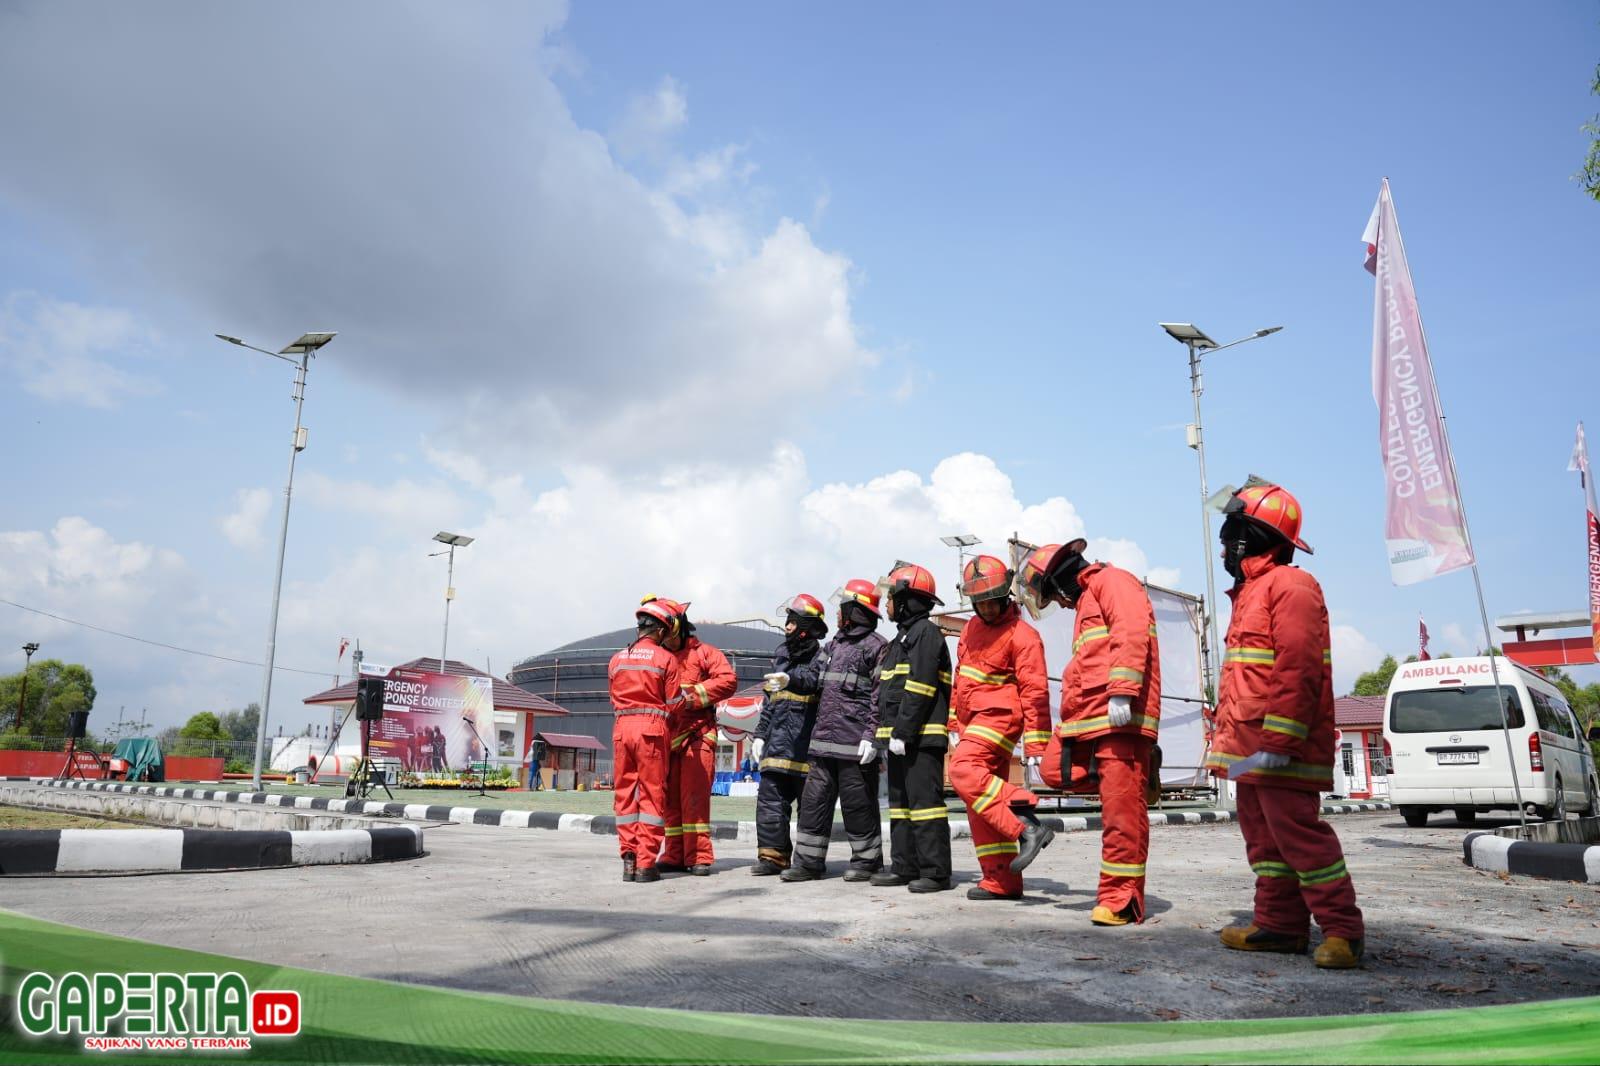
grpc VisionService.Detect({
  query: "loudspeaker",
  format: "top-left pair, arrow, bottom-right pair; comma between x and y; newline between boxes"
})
356,677 -> 386,721
67,710 -> 89,740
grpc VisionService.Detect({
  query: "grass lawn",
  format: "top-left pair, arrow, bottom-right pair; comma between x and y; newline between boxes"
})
0,805 -> 143,830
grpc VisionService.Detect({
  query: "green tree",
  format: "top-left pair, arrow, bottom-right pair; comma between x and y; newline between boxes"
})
218,704 -> 260,745
1349,654 -> 1421,697
173,711 -> 228,757
0,660 -> 97,740
1582,62 -> 1600,202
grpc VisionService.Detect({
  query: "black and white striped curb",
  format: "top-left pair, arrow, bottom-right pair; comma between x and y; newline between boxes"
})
1463,831 -> 1600,884
0,824 -> 423,875
23,778 -> 1387,842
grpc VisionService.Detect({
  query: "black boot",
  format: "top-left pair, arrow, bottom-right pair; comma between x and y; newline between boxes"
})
869,870 -> 911,887
690,864 -> 713,876
1011,822 -> 1056,873
621,854 -> 637,882
966,886 -> 1022,900
751,859 -> 783,876
636,866 -> 661,883
908,877 -> 954,893
842,864 -> 879,882
779,864 -> 822,882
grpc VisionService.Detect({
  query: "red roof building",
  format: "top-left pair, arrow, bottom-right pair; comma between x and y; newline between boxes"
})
1332,695 -> 1388,799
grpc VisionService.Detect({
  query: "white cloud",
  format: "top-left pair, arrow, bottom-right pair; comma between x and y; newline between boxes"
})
0,292 -> 161,407
219,488 -> 273,549
0,7 -> 875,465
1332,623 -> 1385,695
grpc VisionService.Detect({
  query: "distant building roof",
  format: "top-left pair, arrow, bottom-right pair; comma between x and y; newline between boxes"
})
302,657 -> 569,715
529,621 -> 783,661
1334,695 -> 1385,729
536,731 -> 605,752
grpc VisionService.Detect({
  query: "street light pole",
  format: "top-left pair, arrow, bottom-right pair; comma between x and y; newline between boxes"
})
431,532 -> 475,670
940,534 -> 981,608
217,332 -> 336,790
16,642 -> 39,732
1159,324 -> 1282,699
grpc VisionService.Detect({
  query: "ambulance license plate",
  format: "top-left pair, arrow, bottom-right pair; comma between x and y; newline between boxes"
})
1437,751 -> 1479,765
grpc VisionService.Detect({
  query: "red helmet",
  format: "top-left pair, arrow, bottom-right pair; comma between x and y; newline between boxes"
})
833,578 -> 882,618
960,555 -> 1014,604
887,562 -> 943,606
635,597 -> 682,636
780,593 -> 826,619
1224,483 -> 1312,553
1015,538 -> 1087,610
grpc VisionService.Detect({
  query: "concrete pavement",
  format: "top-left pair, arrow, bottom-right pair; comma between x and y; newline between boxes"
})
3,810 -> 1597,1022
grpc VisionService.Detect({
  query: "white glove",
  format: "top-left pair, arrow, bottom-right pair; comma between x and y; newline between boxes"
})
1107,695 -> 1133,727
1255,750 -> 1291,769
1025,755 -> 1042,771
888,737 -> 906,756
1227,749 -> 1292,780
857,739 -> 877,765
751,738 -> 765,761
1024,756 -> 1043,786
762,671 -> 790,693
949,730 -> 961,748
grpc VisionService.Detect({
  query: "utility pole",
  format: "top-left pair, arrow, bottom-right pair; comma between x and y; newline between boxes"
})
17,642 -> 39,732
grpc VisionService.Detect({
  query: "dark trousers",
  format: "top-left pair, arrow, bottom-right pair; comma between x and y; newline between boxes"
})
887,744 -> 951,882
755,770 -> 806,867
792,757 -> 883,874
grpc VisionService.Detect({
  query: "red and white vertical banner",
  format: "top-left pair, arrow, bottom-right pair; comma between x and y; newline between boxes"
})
1361,178 -> 1474,585
1569,421 -> 1600,659
1418,614 -> 1431,660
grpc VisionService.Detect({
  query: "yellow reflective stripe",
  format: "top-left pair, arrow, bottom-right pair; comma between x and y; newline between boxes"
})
1100,860 -> 1147,877
888,807 -> 911,820
1251,861 -> 1295,879
958,664 -> 1013,685
694,683 -> 709,707
1322,648 -> 1333,665
1203,752 -> 1330,781
1148,625 -> 1158,636
1297,859 -> 1349,886
1224,647 -> 1276,664
908,806 -> 949,821
875,727 -> 894,739
975,840 -> 1020,857
1073,626 -> 1111,652
920,722 -> 949,737
904,680 -> 938,697
971,776 -> 1005,813
1263,714 -> 1309,739
771,691 -> 818,704
879,663 -> 911,679
1022,731 -> 1052,745
1108,667 -> 1145,684
1056,712 -> 1159,736
662,827 -> 685,837
965,724 -> 1016,754
760,757 -> 810,774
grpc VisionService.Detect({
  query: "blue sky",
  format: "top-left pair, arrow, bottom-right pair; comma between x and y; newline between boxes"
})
0,1 -> 1596,733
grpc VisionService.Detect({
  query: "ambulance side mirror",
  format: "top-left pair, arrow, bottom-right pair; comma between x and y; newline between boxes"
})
1587,724 -> 1600,742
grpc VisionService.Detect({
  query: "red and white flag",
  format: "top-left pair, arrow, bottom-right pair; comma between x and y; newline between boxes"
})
1418,614 -> 1431,661
1568,421 -> 1600,660
337,637 -> 350,662
1362,179 -> 1474,585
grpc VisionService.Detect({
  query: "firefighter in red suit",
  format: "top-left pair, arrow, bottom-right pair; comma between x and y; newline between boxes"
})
947,555 -> 1056,899
1018,538 -> 1161,926
1204,482 -> 1365,969
653,598 -> 737,874
607,598 -> 686,883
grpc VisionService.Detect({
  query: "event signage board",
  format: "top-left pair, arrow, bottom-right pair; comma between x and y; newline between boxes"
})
367,666 -> 494,771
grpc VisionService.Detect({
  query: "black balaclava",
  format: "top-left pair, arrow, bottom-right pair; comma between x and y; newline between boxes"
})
891,590 -> 934,626
1047,550 -> 1090,609
784,611 -> 826,658
838,601 -> 877,636
1220,513 -> 1292,584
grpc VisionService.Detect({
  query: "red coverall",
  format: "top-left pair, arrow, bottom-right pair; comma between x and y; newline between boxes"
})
608,640 -> 684,872
1037,563 -> 1161,920
948,603 -> 1052,896
1203,554 -> 1363,940
661,638 -> 737,867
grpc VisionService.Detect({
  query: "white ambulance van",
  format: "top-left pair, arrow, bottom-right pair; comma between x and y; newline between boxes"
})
1383,656 -> 1599,827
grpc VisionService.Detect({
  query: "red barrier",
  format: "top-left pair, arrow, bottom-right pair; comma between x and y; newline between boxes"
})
0,750 -> 224,781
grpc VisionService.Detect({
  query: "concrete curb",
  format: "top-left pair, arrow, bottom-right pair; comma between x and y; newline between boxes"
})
25,779 -> 1388,843
0,823 -> 424,875
1463,830 -> 1600,884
